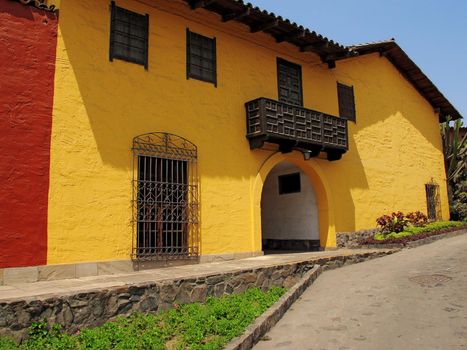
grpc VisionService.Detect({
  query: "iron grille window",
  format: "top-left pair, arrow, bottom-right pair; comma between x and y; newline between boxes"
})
337,82 -> 356,122
132,133 -> 199,261
425,183 -> 441,221
186,29 -> 217,85
277,58 -> 303,106
110,1 -> 149,69
278,173 -> 301,195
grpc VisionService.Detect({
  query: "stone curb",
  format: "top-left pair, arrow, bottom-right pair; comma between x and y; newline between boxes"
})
356,228 -> 466,250
225,265 -> 323,350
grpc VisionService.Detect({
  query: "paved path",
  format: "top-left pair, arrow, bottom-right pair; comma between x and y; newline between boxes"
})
0,248 -> 393,302
254,234 -> 467,350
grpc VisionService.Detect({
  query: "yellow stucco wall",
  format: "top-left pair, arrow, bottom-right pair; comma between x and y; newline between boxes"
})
48,0 -> 448,264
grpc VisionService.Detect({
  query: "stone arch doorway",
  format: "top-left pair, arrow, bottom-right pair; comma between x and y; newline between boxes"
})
261,161 -> 320,252
252,152 -> 336,253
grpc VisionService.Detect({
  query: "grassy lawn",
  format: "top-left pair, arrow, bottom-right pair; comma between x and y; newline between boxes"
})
374,221 -> 465,241
0,287 -> 286,350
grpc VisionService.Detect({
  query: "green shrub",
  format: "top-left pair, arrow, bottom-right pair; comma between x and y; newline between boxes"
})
0,287 -> 286,350
376,212 -> 408,234
405,211 -> 428,227
0,338 -> 18,350
374,221 -> 463,241
451,179 -> 467,221
19,323 -> 79,350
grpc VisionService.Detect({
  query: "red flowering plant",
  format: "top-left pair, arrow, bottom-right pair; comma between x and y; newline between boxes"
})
376,211 -> 409,235
406,211 -> 428,227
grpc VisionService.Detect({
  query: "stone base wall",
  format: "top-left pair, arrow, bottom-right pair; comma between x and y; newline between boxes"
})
0,251 -> 395,341
336,229 -> 378,248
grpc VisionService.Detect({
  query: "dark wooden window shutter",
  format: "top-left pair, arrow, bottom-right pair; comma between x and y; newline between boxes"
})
337,82 -> 356,122
277,58 -> 303,106
186,29 -> 217,86
109,1 -> 149,69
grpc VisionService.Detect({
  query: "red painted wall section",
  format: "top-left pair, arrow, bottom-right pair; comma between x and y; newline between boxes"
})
0,2 -> 58,268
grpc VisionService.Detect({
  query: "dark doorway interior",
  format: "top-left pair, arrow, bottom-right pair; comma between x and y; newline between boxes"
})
261,162 -> 320,254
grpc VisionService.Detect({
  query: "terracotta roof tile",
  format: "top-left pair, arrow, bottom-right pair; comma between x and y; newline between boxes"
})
12,0 -> 57,12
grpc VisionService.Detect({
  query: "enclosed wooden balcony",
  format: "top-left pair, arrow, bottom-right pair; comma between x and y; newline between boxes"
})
246,98 -> 348,161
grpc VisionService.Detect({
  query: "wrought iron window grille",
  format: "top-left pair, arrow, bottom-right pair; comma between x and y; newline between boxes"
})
132,133 -> 199,261
425,182 -> 441,221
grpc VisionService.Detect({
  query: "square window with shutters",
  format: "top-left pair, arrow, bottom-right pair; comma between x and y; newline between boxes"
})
187,29 -> 217,85
109,1 -> 149,69
337,83 -> 356,122
278,173 -> 301,195
277,58 -> 303,106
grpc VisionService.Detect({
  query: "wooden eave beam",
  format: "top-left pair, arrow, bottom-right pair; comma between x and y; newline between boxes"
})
276,30 -> 306,43
250,19 -> 279,33
321,53 -> 350,69
189,0 -> 217,9
300,41 -> 329,52
222,7 -> 251,22
379,49 -> 389,57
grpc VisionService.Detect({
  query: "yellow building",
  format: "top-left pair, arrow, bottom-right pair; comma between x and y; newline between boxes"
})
0,0 -> 462,279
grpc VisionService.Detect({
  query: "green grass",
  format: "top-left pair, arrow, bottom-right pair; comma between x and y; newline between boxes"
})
0,287 -> 286,350
374,221 -> 464,241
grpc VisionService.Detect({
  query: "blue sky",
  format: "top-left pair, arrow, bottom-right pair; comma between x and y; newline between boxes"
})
250,0 -> 466,120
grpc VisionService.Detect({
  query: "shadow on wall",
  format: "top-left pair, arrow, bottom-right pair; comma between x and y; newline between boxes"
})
55,0 -> 365,245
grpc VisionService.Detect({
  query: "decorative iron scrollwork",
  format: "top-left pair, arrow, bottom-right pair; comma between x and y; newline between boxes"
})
132,133 -> 199,261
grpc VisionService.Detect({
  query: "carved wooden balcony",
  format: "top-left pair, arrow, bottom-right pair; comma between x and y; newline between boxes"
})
246,98 -> 348,161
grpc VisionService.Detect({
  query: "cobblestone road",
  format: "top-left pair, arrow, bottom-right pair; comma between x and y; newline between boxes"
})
254,234 -> 467,350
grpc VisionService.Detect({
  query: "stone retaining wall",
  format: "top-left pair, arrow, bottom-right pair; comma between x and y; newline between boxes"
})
336,229 -> 378,248
0,251 -> 395,341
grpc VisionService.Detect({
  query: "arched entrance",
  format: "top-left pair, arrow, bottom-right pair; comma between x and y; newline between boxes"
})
251,152 -> 336,253
261,161 -> 320,252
